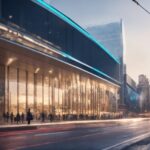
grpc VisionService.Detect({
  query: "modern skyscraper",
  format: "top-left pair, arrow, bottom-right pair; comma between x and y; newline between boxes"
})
137,75 -> 150,112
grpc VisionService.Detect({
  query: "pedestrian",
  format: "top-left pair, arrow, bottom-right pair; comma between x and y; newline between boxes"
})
21,112 -> 24,123
48,113 -> 53,122
41,112 -> 45,122
10,112 -> 14,124
16,113 -> 20,124
6,112 -> 9,123
26,109 -> 33,125
14,116 -> 17,122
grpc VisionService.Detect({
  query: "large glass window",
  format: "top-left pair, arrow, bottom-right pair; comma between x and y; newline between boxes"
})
28,72 -> 34,113
19,70 -> 26,113
49,75 -> 53,114
72,73 -> 77,115
5,63 -> 119,120
44,76 -> 49,116
58,71 -> 63,117
9,68 -> 17,115
37,75 -> 42,118
61,70 -> 67,116
54,77 -> 59,115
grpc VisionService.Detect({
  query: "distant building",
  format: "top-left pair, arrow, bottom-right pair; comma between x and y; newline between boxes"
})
137,75 -> 150,112
124,74 -> 139,112
87,21 -> 126,107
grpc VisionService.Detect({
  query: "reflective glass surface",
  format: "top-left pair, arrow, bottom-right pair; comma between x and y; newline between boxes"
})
6,64 -> 119,119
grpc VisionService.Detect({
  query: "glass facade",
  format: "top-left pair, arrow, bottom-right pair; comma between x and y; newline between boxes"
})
125,85 -> 139,112
0,0 -> 120,81
0,0 -> 121,121
4,63 -> 119,120
87,21 -> 125,104
125,75 -> 139,112
86,22 -> 124,61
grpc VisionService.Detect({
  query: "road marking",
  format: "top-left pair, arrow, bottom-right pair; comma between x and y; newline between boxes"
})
14,130 -> 150,150
102,132 -> 150,150
15,131 -> 107,150
35,131 -> 71,136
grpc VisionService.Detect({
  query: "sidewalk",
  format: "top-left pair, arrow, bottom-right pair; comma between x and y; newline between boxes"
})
0,118 -> 149,132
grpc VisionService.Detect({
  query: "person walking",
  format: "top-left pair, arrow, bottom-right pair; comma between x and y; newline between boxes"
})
10,112 -> 14,124
48,113 -> 53,122
26,109 -> 33,125
6,112 -> 9,123
21,112 -> 24,123
16,113 -> 20,124
41,112 -> 45,122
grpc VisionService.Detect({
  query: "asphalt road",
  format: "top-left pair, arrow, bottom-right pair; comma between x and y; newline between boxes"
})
1,119 -> 150,150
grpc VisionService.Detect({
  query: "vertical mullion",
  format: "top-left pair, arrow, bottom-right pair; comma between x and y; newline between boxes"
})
26,70 -> 28,113
48,75 -> 50,114
17,68 -> 19,113
34,73 -> 37,119
42,74 -> 44,113
4,66 -> 6,114
7,66 -> 9,113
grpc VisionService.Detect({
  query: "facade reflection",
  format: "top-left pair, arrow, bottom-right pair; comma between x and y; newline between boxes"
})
3,64 -> 119,120
0,0 -> 122,120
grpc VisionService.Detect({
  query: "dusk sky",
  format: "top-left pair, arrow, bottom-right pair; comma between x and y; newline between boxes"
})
47,0 -> 150,82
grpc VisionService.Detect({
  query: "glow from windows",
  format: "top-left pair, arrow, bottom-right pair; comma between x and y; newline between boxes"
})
0,20 -> 119,84
7,57 -> 17,66
49,69 -> 53,74
35,67 -> 40,74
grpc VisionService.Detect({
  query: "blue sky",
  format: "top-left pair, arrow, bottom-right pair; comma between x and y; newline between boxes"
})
47,0 -> 150,82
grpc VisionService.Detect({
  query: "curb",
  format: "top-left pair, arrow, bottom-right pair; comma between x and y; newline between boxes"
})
0,118 -> 149,132
0,125 -> 37,132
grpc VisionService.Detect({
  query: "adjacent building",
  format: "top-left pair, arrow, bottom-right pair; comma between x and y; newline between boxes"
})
0,0 -> 122,120
137,75 -> 150,112
86,22 -> 141,113
124,74 -> 139,112
87,21 -> 126,107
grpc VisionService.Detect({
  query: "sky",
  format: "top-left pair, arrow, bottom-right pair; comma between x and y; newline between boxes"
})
47,0 -> 150,83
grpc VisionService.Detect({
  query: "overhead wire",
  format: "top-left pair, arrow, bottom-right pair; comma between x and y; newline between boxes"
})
132,0 -> 150,15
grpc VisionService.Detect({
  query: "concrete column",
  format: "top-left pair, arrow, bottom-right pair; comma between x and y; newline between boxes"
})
26,70 -> 28,112
6,66 -> 9,113
34,73 -> 37,117
0,65 -> 6,119
42,74 -> 44,113
17,68 -> 19,113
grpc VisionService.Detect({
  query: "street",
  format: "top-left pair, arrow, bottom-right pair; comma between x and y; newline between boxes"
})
1,119 -> 150,150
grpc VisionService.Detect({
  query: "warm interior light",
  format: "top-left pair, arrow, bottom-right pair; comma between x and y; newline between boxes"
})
7,58 -> 16,66
35,68 -> 40,74
49,69 -> 53,74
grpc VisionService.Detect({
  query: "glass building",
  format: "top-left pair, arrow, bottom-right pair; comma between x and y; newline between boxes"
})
125,74 -> 139,112
87,21 -> 126,105
0,0 -> 121,120
86,22 -> 125,62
